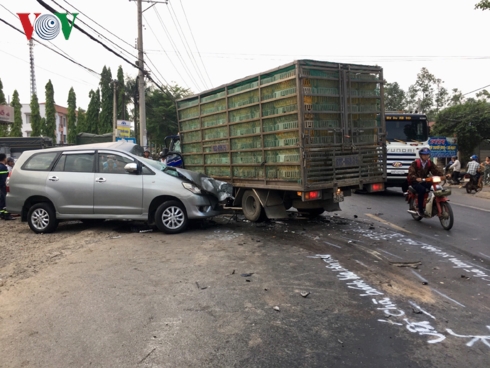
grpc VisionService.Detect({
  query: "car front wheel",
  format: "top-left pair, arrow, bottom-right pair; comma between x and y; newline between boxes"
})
155,200 -> 188,234
27,203 -> 58,234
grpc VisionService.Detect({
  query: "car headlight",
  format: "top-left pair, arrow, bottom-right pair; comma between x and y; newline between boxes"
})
182,182 -> 201,194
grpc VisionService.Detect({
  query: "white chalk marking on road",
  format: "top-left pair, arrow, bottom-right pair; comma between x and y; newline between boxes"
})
372,298 -> 378,304
431,288 -> 466,308
323,241 -> 341,249
411,269 -> 429,283
378,319 -> 403,326
365,213 -> 411,233
450,202 -> 490,213
377,249 -> 404,259
354,260 -> 369,268
409,301 -> 436,320
479,252 -> 490,260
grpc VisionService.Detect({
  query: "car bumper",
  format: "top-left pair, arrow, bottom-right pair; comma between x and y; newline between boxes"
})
184,194 -> 222,219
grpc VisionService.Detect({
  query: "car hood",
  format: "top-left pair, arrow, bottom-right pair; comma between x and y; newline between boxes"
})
174,168 -> 234,202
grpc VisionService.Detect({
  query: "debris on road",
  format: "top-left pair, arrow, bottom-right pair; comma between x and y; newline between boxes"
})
231,270 -> 235,275
389,261 -> 422,269
300,292 -> 310,298
241,273 -> 254,277
273,306 -> 280,311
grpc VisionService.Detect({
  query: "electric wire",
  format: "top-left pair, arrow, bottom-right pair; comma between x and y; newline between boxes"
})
153,7 -> 202,90
50,0 -> 138,60
463,84 -> 490,96
178,0 -> 212,86
167,1 -> 208,89
0,17 -> 100,76
144,54 -> 170,86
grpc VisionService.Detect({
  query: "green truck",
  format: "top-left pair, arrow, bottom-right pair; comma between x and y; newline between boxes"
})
0,137 -> 53,159
173,59 -> 386,221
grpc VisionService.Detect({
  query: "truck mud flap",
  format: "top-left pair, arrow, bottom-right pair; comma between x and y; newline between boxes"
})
253,189 -> 288,219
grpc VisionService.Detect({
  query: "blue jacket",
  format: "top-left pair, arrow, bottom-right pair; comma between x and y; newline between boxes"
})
0,163 -> 8,188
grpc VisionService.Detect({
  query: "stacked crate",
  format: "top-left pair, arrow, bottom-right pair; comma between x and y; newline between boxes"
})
176,60 -> 383,189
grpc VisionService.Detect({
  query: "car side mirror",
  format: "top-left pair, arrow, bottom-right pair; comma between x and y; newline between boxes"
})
124,162 -> 138,173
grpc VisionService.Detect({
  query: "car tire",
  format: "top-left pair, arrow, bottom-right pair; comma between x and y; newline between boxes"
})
27,203 -> 58,234
155,200 -> 188,234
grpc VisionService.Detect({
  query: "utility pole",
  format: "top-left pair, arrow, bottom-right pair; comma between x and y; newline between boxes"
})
112,80 -> 118,142
137,0 -> 147,149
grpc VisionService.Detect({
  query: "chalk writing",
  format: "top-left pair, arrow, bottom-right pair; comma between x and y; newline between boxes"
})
404,319 -> 446,344
446,326 -> 490,348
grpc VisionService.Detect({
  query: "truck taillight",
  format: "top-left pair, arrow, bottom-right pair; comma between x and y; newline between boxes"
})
367,183 -> 384,192
297,191 -> 322,201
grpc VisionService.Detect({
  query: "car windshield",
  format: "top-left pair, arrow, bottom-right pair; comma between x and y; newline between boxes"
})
140,157 -> 181,178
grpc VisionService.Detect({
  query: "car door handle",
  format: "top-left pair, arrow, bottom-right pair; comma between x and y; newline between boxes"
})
95,178 -> 106,183
48,176 -> 59,181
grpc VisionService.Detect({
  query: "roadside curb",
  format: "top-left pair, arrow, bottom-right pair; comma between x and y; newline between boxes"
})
445,184 -> 490,200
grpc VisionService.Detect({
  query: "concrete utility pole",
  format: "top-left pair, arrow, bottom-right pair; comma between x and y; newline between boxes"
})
137,0 -> 147,149
112,80 -> 118,142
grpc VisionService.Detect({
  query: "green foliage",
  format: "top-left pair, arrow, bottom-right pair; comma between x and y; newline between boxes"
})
433,100 -> 490,159
99,66 -> 113,134
0,78 -> 6,104
67,87 -> 77,143
146,84 -> 191,148
30,93 -> 42,136
448,88 -> 465,106
44,80 -> 56,141
85,89 -> 100,134
9,90 -> 22,137
117,66 -> 129,120
384,82 -> 406,111
475,0 -> 490,10
76,107 -> 86,134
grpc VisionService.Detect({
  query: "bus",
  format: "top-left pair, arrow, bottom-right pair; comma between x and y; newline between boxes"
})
384,113 -> 430,189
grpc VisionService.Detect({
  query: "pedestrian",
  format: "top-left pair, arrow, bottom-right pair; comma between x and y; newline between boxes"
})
478,156 -> 490,187
6,157 -> 15,172
0,153 -> 15,220
143,150 -> 152,159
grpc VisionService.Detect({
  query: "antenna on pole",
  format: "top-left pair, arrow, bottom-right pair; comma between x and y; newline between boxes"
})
29,39 -> 37,97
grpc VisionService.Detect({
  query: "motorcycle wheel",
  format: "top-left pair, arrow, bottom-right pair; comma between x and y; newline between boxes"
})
466,184 -> 472,194
438,202 -> 454,230
409,198 -> 422,221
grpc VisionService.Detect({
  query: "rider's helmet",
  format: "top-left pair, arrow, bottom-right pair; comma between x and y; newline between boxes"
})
419,147 -> 431,155
470,155 -> 478,160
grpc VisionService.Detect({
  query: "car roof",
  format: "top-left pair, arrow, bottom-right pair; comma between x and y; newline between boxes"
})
28,141 -> 140,154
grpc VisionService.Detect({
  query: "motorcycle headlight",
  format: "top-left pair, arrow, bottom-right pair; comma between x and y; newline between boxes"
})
182,182 -> 201,194
432,176 -> 441,183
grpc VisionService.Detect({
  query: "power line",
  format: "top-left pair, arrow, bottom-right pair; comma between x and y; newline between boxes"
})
167,1 -> 208,89
153,7 -> 202,91
463,84 -> 490,96
0,17 -> 100,76
178,0 -> 212,86
50,0 -> 138,60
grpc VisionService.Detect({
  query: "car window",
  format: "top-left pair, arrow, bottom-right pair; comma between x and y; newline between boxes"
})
22,152 -> 59,171
98,153 -> 133,174
63,154 -> 95,172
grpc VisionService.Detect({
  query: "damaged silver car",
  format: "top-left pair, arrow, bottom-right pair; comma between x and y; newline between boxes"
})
6,141 -> 233,234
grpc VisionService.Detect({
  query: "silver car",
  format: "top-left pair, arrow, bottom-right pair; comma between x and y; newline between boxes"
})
6,141 -> 232,234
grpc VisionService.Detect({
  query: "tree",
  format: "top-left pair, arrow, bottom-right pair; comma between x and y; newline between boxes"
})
67,87 -> 77,143
9,90 -> 22,137
44,80 -> 57,141
384,82 -> 406,111
146,84 -> 191,148
30,93 -> 42,136
475,0 -> 490,10
125,76 -> 140,140
476,89 -> 490,101
448,88 -> 465,106
99,66 -> 113,134
117,66 -> 128,120
433,100 -> 490,160
0,77 -> 8,137
85,89 -> 100,134
0,78 -> 6,104
76,107 -> 87,135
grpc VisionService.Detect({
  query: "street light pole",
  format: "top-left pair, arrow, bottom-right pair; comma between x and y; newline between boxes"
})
112,79 -> 118,142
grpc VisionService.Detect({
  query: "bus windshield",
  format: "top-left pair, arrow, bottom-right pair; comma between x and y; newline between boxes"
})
385,118 -> 429,142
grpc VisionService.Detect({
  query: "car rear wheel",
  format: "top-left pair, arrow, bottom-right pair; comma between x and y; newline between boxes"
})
27,203 -> 58,234
155,200 -> 188,234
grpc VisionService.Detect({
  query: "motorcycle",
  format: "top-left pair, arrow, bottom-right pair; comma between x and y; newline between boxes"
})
463,173 -> 482,194
406,176 -> 454,230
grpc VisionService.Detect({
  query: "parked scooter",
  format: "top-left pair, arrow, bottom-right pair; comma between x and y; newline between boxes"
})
463,173 -> 482,194
406,176 -> 454,230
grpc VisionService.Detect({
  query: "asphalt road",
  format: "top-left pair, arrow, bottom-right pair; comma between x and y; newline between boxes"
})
0,189 -> 489,367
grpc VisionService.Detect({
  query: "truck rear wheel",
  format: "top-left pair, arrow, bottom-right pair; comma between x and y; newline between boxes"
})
242,190 -> 263,222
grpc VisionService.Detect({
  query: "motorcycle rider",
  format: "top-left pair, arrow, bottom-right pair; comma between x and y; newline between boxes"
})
448,156 -> 461,184
407,148 -> 443,217
466,155 -> 481,185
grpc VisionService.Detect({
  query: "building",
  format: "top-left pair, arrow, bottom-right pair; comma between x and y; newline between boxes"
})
20,103 -> 68,144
